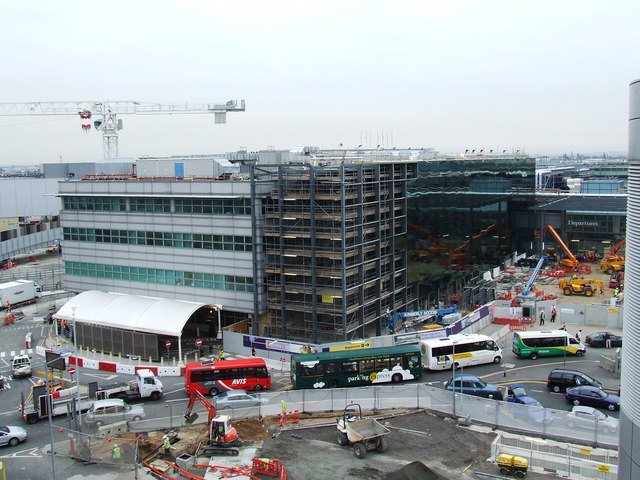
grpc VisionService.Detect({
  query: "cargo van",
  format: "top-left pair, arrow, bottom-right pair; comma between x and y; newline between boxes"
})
547,368 -> 602,393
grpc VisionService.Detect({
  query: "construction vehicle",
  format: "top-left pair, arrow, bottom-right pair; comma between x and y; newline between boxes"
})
386,307 -> 458,332
449,223 -> 509,263
183,389 -> 240,456
541,225 -> 579,269
558,279 -> 604,297
93,368 -> 163,401
497,453 -> 529,478
610,271 -> 624,289
517,256 -> 547,299
336,403 -> 390,459
0,280 -> 43,310
20,383 -> 92,424
603,238 -> 626,262
408,223 -> 448,260
600,260 -> 625,275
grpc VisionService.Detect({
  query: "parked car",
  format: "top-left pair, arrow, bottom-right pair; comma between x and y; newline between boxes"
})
584,332 -> 622,348
564,406 -> 619,434
84,399 -> 145,427
445,375 -> 503,400
212,390 -> 269,410
547,369 -> 602,393
0,425 -> 28,447
565,386 -> 620,411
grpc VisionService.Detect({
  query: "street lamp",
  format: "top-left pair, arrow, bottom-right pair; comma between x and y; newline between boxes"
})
452,339 -> 458,418
215,304 -> 223,340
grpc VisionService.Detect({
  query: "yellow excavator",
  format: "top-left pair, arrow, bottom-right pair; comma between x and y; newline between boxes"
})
558,279 -> 604,297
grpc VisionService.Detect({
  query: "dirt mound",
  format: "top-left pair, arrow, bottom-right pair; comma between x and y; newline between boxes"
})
385,461 -> 447,480
235,417 -> 271,442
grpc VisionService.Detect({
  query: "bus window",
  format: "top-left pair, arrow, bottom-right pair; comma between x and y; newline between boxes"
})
342,361 -> 358,373
360,359 -> 376,373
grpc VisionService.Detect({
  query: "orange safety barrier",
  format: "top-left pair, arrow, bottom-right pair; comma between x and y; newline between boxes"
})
252,458 -> 285,477
277,410 -> 300,426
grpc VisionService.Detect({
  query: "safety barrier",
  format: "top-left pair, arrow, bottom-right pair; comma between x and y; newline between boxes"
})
277,410 -> 300,426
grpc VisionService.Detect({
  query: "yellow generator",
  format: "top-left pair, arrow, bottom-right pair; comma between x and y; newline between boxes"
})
497,454 -> 528,478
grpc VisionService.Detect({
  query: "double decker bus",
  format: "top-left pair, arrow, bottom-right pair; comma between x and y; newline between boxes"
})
184,358 -> 271,395
512,330 -> 585,360
290,345 -> 422,390
419,333 -> 502,370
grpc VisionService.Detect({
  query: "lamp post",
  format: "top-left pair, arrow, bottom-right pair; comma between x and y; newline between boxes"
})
44,367 -> 57,480
71,306 -> 82,433
215,304 -> 223,340
452,339 -> 458,419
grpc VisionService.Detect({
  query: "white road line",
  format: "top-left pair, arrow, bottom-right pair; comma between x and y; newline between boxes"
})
1,358 -> 8,367
166,387 -> 186,395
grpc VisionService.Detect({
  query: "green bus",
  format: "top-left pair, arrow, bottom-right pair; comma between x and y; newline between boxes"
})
512,330 -> 586,360
290,345 -> 422,389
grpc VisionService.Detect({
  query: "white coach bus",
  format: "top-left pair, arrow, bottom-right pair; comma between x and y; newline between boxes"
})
419,333 -> 502,370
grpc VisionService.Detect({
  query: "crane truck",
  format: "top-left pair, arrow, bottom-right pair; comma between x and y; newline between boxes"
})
541,225 -> 579,268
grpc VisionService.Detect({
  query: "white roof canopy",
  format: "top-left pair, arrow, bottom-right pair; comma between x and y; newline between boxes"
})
54,290 -> 211,337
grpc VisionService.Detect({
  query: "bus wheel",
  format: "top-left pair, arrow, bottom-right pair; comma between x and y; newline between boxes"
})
391,373 -> 402,383
493,356 -> 501,364
209,387 -> 221,396
328,379 -> 338,388
575,350 -> 584,357
530,352 -> 538,360
254,384 -> 263,392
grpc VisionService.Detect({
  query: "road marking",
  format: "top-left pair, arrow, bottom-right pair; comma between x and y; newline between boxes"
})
83,373 -> 118,380
1,358 -> 8,367
9,351 -> 15,357
0,447 -> 42,459
166,387 -> 186,395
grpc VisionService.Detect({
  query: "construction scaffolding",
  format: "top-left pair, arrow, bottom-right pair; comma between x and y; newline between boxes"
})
256,161 -> 418,343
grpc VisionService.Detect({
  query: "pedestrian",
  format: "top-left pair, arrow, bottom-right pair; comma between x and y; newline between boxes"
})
550,306 -> 557,323
560,323 -> 566,331
614,287 -> 619,298
218,349 -> 225,361
112,444 -> 121,460
251,346 -> 256,356
575,329 -> 582,342
539,310 -> 545,326
163,435 -> 171,457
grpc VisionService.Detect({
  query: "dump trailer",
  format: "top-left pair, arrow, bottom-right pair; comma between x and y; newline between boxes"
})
0,280 -> 42,309
94,368 -> 163,401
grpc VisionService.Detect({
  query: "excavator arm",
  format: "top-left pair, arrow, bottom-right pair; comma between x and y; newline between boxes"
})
184,390 -> 216,425
542,225 -> 579,268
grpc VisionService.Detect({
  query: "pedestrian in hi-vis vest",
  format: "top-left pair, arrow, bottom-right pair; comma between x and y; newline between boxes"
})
539,310 -> 545,326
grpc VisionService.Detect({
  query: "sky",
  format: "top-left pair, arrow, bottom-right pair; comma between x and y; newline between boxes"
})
0,1 -> 638,165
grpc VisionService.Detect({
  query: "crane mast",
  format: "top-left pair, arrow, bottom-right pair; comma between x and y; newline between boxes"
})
0,99 -> 246,158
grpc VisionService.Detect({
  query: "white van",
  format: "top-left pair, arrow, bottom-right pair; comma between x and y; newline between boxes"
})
11,355 -> 32,379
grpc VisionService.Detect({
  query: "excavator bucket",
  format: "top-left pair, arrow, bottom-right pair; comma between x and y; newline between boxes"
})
185,412 -> 199,424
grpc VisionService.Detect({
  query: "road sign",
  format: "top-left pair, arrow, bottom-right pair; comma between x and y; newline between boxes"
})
196,339 -> 202,347
165,341 -> 171,349
68,367 -> 76,375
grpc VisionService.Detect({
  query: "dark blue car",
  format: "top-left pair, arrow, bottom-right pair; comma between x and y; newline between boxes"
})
507,384 -> 552,424
445,374 -> 503,400
565,385 -> 620,411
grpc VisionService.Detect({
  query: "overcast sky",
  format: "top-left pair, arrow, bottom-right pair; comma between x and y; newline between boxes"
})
0,1 -> 638,165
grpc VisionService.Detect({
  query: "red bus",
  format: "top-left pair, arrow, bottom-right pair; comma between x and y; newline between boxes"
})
184,358 -> 271,395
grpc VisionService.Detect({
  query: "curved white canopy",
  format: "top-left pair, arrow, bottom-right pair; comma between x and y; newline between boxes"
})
54,290 -> 208,337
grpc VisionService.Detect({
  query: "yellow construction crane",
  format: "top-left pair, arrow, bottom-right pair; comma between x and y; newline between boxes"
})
0,99 -> 245,158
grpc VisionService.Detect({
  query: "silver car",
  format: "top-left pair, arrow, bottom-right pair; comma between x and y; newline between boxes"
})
564,405 -> 619,434
84,399 -> 146,427
0,425 -> 28,447
213,390 -> 269,410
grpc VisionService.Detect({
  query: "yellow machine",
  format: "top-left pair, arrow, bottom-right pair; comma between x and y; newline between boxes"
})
558,279 -> 604,297
498,454 -> 528,478
599,260 -> 625,275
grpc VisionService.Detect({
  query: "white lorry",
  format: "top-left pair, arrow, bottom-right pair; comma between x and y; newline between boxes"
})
0,280 -> 43,309
94,369 -> 164,402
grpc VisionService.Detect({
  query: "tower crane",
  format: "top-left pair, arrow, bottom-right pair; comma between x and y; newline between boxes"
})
0,99 -> 245,159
